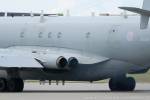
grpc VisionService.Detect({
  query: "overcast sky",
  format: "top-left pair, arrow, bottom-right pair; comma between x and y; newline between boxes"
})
0,0 -> 143,16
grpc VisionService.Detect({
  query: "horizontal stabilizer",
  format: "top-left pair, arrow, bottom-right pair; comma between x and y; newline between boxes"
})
119,7 -> 150,16
119,7 -> 150,29
119,0 -> 150,29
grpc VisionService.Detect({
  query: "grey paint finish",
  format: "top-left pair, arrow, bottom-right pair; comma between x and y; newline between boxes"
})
0,16 -> 149,65
0,16 -> 149,81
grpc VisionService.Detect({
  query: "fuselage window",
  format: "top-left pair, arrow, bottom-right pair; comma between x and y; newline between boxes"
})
112,29 -> 116,33
86,32 -> 91,38
57,32 -> 62,38
20,32 -> 25,38
48,32 -> 52,38
38,32 -> 43,38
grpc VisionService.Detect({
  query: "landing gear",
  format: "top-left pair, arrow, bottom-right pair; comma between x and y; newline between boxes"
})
7,78 -> 24,92
109,77 -> 136,91
0,78 -> 24,92
0,78 -> 7,92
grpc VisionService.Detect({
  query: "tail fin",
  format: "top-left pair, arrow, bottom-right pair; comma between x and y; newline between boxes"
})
119,0 -> 150,29
141,0 -> 150,29
142,0 -> 150,11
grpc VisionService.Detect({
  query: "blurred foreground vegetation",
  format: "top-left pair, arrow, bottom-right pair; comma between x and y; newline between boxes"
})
128,70 -> 150,83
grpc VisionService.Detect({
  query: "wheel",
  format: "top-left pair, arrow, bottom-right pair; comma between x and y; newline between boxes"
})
109,78 -> 123,91
109,77 -> 136,91
16,79 -> 24,92
7,78 -> 24,92
123,77 -> 136,91
0,78 -> 7,92
109,78 -> 118,91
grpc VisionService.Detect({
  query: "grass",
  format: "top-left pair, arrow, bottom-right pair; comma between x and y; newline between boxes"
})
128,70 -> 150,83
98,71 -> 150,83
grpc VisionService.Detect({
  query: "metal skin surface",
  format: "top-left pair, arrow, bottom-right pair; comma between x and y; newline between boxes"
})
0,0 -> 150,92
0,15 -> 149,81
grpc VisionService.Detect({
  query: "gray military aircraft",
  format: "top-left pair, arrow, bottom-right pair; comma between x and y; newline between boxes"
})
0,0 -> 149,92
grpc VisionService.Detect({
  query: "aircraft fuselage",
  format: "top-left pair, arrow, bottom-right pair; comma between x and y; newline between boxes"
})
0,16 -> 150,66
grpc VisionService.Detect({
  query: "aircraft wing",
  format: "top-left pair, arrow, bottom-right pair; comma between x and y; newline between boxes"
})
0,46 -> 110,69
0,46 -> 149,75
0,49 -> 43,69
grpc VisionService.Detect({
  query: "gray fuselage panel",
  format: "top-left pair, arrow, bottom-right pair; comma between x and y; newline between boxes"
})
0,16 -> 150,65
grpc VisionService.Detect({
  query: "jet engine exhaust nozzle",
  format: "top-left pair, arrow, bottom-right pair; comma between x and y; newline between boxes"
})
56,56 -> 68,68
68,57 -> 79,67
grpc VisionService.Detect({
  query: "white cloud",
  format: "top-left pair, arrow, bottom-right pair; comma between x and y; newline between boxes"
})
57,0 -> 76,9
